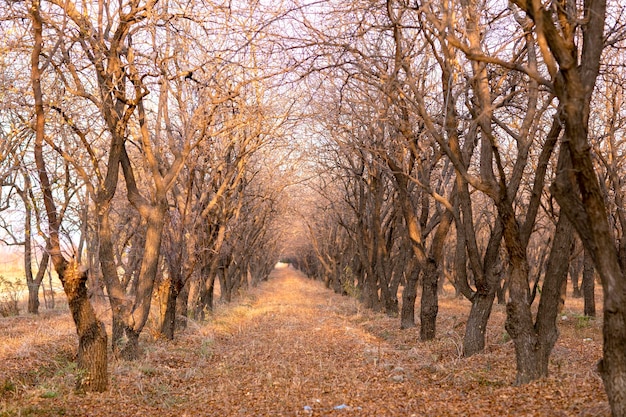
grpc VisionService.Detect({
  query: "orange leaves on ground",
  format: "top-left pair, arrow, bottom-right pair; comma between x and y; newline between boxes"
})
0,268 -> 609,416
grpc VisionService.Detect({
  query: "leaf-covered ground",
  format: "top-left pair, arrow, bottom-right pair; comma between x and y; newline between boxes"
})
1,266 -> 608,416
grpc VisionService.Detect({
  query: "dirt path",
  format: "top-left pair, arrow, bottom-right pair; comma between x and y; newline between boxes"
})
1,266 -> 609,416
189,266 -> 410,416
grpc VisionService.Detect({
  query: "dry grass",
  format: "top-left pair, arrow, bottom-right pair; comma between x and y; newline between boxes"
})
0,267 -> 608,416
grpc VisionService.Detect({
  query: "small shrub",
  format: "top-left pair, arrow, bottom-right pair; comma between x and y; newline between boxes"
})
575,314 -> 593,329
1,379 -> 16,395
0,276 -> 21,317
341,267 -> 360,299
40,390 -> 58,399
139,365 -> 158,377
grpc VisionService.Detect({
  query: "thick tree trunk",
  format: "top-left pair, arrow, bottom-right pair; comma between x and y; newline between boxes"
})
99,207 -> 128,352
381,264 -> 400,317
120,328 -> 140,361
159,277 -> 179,340
158,256 -> 187,339
63,262 -> 108,391
600,312 -> 626,417
463,290 -> 496,357
420,259 -> 439,341
195,267 -> 216,320
381,282 -> 398,317
332,263 -> 343,294
176,278 -> 190,329
362,272 -> 381,311
505,262 -> 540,385
121,205 -> 166,359
582,249 -> 596,317
30,0 -> 107,391
401,267 -> 419,329
111,314 -> 125,353
27,284 -> 39,315
463,222 -> 503,357
500,195 -> 540,384
420,211 -> 453,340
535,215 -> 574,376
219,264 -> 231,303
200,275 -> 216,317
570,256 -> 583,298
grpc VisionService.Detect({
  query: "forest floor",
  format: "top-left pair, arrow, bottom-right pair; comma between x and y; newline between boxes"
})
0,266 -> 609,416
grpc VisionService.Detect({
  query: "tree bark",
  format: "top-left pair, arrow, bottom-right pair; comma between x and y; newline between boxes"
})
420,258 -> 439,340
158,275 -> 179,340
176,277 -> 190,328
120,200 -> 167,360
64,262 -> 108,391
500,195 -> 540,384
517,0 -> 626,408
30,0 -> 107,391
535,214 -> 575,376
582,249 -> 596,317
463,290 -> 496,357
570,255 -> 583,298
420,211 -> 453,341
400,266 -> 419,329
463,221 -> 503,357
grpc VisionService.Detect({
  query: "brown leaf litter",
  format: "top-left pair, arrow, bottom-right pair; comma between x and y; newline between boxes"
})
0,267 -> 609,416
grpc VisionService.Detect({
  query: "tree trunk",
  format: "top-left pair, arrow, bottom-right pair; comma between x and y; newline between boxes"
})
20,183 -> 50,314
99,207 -> 128,352
420,211 -> 453,340
535,215 -> 574,376
505,262 -> 540,385
500,197 -> 540,384
30,0 -> 107,391
384,269 -> 401,317
362,272 -> 380,311
401,267 -> 419,329
64,262 -> 108,391
582,249 -> 596,317
121,328 -> 140,361
463,290 -> 496,357
176,278 -> 190,329
195,264 -> 216,320
120,203 -> 166,360
463,222 -> 503,357
420,259 -> 439,341
200,274 -> 216,319
158,260 -> 186,340
219,264 -> 231,303
27,284 -> 40,315
496,277 -> 507,305
111,314 -> 125,353
24,200 -> 38,314
44,268 -> 55,309
570,257 -> 582,298
159,278 -> 178,340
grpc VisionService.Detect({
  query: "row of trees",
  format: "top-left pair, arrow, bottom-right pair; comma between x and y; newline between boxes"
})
2,0 -> 626,413
0,0 -> 296,392
291,0 -> 626,414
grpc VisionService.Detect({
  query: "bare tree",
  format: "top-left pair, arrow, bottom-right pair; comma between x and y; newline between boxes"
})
29,0 -> 107,391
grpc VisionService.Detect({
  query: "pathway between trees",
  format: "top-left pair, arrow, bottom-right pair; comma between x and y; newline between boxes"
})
2,266 -> 608,416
